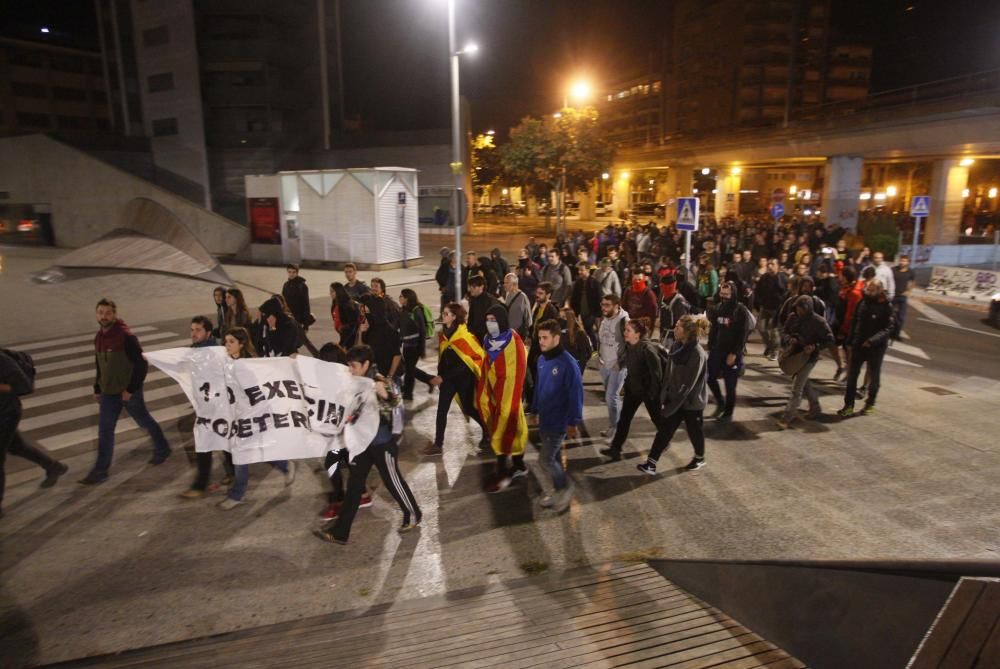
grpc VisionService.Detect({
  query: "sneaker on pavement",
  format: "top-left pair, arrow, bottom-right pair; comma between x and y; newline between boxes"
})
710,405 -> 726,419
284,461 -> 297,486
358,493 -> 374,509
486,477 -> 512,494
179,489 -> 205,500
149,449 -> 172,466
399,513 -> 422,533
837,406 -> 855,418
599,447 -> 622,461
510,467 -> 528,481
861,404 -> 876,415
685,457 -> 706,471
41,462 -> 68,488
599,428 -> 611,438
218,497 -> 244,510
78,471 -> 108,486
313,528 -> 347,545
716,412 -> 733,424
603,429 -> 616,445
539,494 -> 555,508
319,502 -> 341,521
775,417 -> 792,430
636,461 -> 657,476
553,483 -> 574,513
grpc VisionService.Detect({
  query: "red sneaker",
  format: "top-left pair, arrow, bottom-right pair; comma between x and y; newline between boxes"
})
319,502 -> 341,521
359,494 -> 374,509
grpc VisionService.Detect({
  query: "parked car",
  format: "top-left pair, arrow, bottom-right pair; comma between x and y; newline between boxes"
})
595,201 -> 611,216
630,202 -> 659,216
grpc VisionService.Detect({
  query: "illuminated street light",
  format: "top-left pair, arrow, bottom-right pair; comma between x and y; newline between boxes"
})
502,188 -> 509,195
601,172 -> 609,180
40,27 -> 50,34
990,187 -> 998,199
620,171 -> 630,180
789,185 -> 797,195
962,188 -> 970,198
731,166 -> 742,176
692,188 -> 699,194
568,79 -> 593,105
960,158 -> 975,167
553,112 -> 562,119
648,179 -> 655,185
701,167 -> 710,175
859,193 -> 872,200
486,129 -> 495,135
886,185 -> 898,197
458,42 -> 478,55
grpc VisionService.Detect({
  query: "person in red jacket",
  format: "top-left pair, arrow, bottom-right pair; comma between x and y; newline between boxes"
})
623,269 -> 658,332
836,266 -> 864,382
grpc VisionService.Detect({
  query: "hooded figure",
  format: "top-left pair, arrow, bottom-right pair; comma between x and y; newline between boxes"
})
360,295 -> 402,378
256,296 -> 297,357
476,304 -> 529,490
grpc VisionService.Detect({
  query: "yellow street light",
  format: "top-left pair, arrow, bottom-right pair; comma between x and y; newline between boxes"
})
960,158 -> 975,167
990,187 -> 998,199
731,166 -> 742,176
701,167 -> 710,175
601,172 -> 609,180
789,184 -> 797,195
620,171 -> 630,180
486,129 -> 495,135
886,185 -> 897,197
962,188 -> 971,198
568,79 -> 592,105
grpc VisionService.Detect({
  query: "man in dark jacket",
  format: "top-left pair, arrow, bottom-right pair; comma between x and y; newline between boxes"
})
658,275 -> 689,347
570,262 -> 601,346
1,349 -> 68,516
82,298 -> 170,485
359,296 -> 402,380
706,282 -> 749,424
281,264 -> 311,330
467,275 -> 499,342
838,279 -> 895,417
777,295 -> 834,429
753,259 -> 786,359
434,247 -> 454,312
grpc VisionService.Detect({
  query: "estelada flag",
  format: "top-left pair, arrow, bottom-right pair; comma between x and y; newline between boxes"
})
438,323 -> 485,379
476,330 -> 528,456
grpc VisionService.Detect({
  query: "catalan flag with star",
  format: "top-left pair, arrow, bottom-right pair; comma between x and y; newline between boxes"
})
475,328 -> 528,457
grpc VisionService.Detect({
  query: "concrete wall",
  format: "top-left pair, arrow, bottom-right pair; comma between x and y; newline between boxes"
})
0,134 -> 247,254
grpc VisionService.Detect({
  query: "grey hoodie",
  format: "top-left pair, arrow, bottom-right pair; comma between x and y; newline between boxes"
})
659,341 -> 708,415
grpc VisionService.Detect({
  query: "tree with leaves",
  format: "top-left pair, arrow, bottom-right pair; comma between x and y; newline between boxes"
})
501,107 -> 614,231
471,133 -> 504,194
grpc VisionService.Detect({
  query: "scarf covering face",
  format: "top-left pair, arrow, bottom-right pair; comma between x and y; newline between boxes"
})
438,322 -> 485,379
476,330 -> 528,456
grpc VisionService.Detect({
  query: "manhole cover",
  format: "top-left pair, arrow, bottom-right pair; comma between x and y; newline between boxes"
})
920,386 -> 959,396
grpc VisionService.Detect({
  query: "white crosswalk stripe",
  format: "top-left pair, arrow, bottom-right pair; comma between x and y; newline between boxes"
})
15,326 -> 194,456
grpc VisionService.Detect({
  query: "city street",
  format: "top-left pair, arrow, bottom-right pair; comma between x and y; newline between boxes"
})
1,244 -> 998,666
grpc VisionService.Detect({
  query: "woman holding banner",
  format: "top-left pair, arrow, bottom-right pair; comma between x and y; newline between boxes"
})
421,303 -> 488,456
218,328 -> 295,510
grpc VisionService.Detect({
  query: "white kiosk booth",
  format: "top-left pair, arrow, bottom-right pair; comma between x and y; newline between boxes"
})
245,167 -> 421,268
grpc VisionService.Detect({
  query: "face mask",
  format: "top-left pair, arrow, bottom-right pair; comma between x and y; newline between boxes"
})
631,279 -> 645,292
486,321 -> 500,337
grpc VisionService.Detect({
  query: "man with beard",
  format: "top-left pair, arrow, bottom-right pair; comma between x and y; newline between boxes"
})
466,275 -> 499,342
706,282 -> 750,424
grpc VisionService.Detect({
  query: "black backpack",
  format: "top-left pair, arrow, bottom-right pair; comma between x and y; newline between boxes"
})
1,348 -> 36,395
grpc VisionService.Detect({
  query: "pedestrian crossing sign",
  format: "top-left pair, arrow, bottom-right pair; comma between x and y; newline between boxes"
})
676,197 -> 699,231
910,195 -> 930,217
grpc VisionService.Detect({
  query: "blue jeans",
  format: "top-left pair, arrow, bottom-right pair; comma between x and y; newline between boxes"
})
538,430 -> 568,491
95,388 -> 169,475
599,366 -> 628,431
228,460 -> 289,501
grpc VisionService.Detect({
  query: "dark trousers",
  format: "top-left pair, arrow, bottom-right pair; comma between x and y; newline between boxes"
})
95,388 -> 169,475
610,391 -> 662,452
331,441 -> 420,542
434,375 -> 486,447
707,349 -> 741,415
324,449 -> 347,503
845,344 -> 887,407
402,347 -> 434,397
496,453 -> 525,477
892,296 -> 908,337
1,400 -> 59,509
649,409 -> 705,461
191,451 -> 235,491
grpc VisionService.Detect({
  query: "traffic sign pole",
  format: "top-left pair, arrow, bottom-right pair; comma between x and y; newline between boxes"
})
685,231 -> 692,278
675,197 -> 699,279
908,196 -> 930,266
913,216 -> 922,266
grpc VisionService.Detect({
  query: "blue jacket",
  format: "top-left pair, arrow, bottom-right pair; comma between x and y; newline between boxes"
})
530,348 -> 583,433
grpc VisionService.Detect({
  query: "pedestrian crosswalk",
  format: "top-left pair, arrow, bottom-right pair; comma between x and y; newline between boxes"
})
9,324 -> 193,472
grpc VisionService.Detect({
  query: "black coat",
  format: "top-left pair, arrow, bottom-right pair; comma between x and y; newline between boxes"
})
848,296 -> 895,348
281,276 -> 311,325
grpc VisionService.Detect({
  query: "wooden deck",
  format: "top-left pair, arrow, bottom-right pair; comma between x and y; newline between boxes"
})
49,562 -> 807,669
908,577 -> 1000,669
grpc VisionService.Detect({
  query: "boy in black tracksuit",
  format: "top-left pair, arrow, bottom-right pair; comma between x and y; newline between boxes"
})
0,350 -> 68,516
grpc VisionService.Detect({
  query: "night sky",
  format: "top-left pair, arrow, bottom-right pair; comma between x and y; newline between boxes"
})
4,0 -> 999,134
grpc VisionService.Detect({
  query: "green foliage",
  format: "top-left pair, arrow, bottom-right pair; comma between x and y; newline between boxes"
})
859,211 -> 901,259
471,133 -> 503,191
501,107 -> 614,198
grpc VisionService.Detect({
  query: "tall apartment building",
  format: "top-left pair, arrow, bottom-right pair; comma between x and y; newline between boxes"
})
595,74 -> 664,150
660,0 -> 871,137
0,37 -> 112,138
96,0 -> 344,221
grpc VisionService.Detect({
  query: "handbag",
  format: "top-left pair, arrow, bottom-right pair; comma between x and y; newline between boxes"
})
778,346 -> 809,377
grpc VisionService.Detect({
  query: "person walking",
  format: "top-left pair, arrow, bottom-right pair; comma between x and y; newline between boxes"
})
595,258 -> 623,298
596,293 -> 629,443
871,252 -> 896,299
255,296 -> 298,358
560,307 -> 593,373
541,249 -> 573,307
224,288 -> 252,333
212,286 -> 227,338
343,263 -> 370,300
435,248 -> 455,313
398,289 -> 435,401
838,279 -> 895,417
528,319 -> 583,513
281,264 -> 311,331
330,282 -> 361,348
358,296 -> 402,381
570,262 -> 601,347
657,274 -> 689,347
706,282 -> 749,424
1,347 -> 68,516
422,303 -> 488,456
79,299 -> 171,485
476,305 -> 529,493
623,270 -> 658,332
753,259 -> 786,360
315,345 -> 421,544
502,273 -> 532,340
636,315 -> 710,475
525,282 -> 559,403
218,327 -> 294,509
466,275 -> 499,342
891,254 -> 915,339
776,295 -> 834,429
601,320 -> 663,461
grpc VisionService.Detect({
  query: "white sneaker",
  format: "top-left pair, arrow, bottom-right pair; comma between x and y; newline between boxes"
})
284,461 -> 296,487
218,497 -> 244,510
539,494 -> 555,508
599,428 -> 610,438
553,483 -> 574,513
604,429 -> 616,445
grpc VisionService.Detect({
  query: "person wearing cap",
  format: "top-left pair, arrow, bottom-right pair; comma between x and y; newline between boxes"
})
476,305 -> 529,492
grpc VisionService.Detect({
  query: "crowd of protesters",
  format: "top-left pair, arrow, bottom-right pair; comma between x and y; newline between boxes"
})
1,215 -> 913,539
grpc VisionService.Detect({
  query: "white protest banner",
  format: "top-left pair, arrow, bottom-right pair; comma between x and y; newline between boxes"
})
145,348 -> 379,465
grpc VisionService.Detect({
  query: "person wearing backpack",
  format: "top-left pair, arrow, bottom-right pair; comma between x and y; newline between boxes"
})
1,348 -> 69,517
399,289 -> 435,401
706,282 -> 750,424
600,320 -> 664,462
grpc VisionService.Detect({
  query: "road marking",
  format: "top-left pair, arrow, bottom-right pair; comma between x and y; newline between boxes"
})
38,403 -> 193,452
908,297 -> 960,326
34,368 -> 168,391
884,354 -> 923,368
918,318 -> 1000,339
34,337 -> 187,372
12,325 -> 158,352
19,384 -> 188,432
890,341 -> 931,360
31,331 -> 180,363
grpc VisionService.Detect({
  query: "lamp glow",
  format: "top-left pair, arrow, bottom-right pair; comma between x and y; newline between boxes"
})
960,158 -> 975,167
701,167 -> 710,175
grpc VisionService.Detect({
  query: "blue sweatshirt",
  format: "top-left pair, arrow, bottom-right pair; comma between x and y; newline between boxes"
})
530,347 -> 584,433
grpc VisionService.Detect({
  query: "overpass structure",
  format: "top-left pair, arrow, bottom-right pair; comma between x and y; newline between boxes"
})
611,72 -> 1000,244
